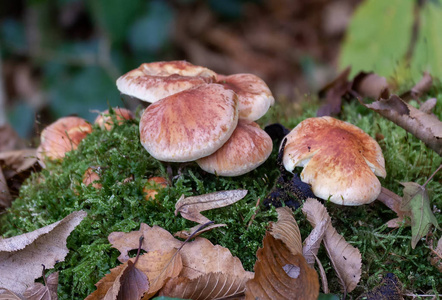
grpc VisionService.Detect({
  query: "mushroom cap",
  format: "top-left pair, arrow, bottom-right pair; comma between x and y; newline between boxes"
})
37,116 -> 92,165
116,61 -> 217,103
139,83 -> 239,162
217,73 -> 275,121
282,116 -> 386,205
197,120 -> 273,176
94,107 -> 134,130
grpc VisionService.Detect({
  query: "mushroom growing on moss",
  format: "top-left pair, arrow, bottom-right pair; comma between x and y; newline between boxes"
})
37,116 -> 93,167
94,108 -> 134,130
282,116 -> 386,205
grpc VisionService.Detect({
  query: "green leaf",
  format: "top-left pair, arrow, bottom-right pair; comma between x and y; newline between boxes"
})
399,182 -> 440,249
317,294 -> 340,300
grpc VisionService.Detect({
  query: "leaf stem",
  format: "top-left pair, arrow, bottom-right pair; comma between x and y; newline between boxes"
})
423,164 -> 441,188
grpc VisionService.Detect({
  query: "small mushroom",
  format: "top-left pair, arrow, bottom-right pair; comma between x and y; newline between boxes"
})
83,167 -> 102,189
37,116 -> 92,167
143,176 -> 168,200
139,83 -> 239,162
116,60 -> 217,103
217,73 -> 275,121
282,116 -> 386,206
197,120 -> 273,176
94,108 -> 134,130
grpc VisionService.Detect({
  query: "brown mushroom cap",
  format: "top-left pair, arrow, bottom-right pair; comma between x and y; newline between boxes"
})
217,73 -> 275,121
197,120 -> 273,176
116,61 -> 217,103
139,83 -> 239,162
37,116 -> 92,166
282,116 -> 386,205
143,176 -> 168,201
94,107 -> 134,130
83,167 -> 102,189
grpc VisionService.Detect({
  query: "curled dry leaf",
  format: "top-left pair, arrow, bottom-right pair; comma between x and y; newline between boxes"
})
400,182 -> 440,249
400,72 -> 433,101
270,207 -> 303,255
429,237 -> 442,272
0,167 -> 12,208
0,211 -> 87,296
0,149 -> 37,176
352,72 -> 390,100
302,198 -> 361,294
303,218 -> 330,267
361,95 -> 442,156
174,223 -> 226,240
23,272 -> 59,300
175,190 -> 248,224
161,272 -> 249,300
245,231 -> 319,300
0,288 -> 21,300
376,187 -> 408,228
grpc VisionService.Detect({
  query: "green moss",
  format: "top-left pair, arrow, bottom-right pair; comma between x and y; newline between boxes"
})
1,91 -> 441,298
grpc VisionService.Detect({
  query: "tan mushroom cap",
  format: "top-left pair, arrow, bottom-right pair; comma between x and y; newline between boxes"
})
197,120 -> 273,176
37,116 -> 92,166
139,83 -> 239,162
217,73 -> 275,121
282,116 -> 386,206
116,61 -> 217,103
94,107 -> 134,130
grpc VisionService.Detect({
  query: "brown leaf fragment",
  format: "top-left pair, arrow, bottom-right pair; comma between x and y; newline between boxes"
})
0,149 -> 37,176
400,72 -> 433,101
174,223 -> 227,240
429,237 -> 442,272
0,211 -> 87,296
356,273 -> 402,300
317,67 -> 352,117
302,198 -> 361,294
245,232 -> 319,300
313,253 -> 329,294
419,98 -> 437,114
0,167 -> 12,208
270,207 -> 302,256
23,272 -> 59,300
362,95 -> 442,156
175,190 -> 248,224
0,288 -> 21,300
352,72 -> 390,100
376,187 -> 408,228
161,272 -> 249,300
0,123 -> 25,152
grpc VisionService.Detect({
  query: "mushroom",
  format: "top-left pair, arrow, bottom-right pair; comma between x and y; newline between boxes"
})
143,176 -> 168,200
217,73 -> 275,121
94,107 -> 134,130
116,60 -> 217,103
139,83 -> 239,162
37,116 -> 93,167
197,120 -> 273,176
83,167 -> 102,189
282,116 -> 386,205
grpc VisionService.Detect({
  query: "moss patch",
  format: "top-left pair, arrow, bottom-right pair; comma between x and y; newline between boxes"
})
1,92 -> 441,298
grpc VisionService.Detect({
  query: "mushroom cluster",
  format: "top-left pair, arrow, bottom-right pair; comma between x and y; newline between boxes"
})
116,60 -> 275,176
281,116 -> 386,206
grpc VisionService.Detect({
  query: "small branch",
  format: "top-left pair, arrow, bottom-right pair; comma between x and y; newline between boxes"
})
404,0 -> 425,64
247,197 -> 261,229
423,164 -> 441,188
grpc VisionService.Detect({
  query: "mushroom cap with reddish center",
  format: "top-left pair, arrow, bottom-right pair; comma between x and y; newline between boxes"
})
217,73 -> 275,121
94,108 -> 134,130
197,120 -> 273,176
282,116 -> 386,205
139,83 -> 239,162
116,61 -> 217,103
37,116 -> 92,166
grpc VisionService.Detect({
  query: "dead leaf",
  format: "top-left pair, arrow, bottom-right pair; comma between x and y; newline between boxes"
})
270,207 -> 302,255
160,272 -> 249,300
0,149 -> 37,175
352,72 -> 390,100
400,182 -> 440,249
0,167 -> 12,208
0,288 -> 21,299
303,218 -> 330,266
376,187 -> 408,228
0,211 -> 87,296
23,271 -> 59,300
302,198 -> 361,294
174,223 -> 227,239
175,190 -> 248,224
419,98 -> 437,114
317,67 -> 352,117
0,123 -> 25,152
361,95 -> 442,156
429,237 -> 442,272
245,231 -> 319,300
400,72 -> 433,101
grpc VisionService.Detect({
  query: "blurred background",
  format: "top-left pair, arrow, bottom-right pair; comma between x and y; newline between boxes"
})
0,0 -> 441,141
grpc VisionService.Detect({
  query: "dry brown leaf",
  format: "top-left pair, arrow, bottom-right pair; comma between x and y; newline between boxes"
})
0,123 -> 25,152
23,272 -> 59,300
376,187 -> 408,228
429,237 -> 442,272
317,67 -> 352,117
0,211 -> 86,296
161,272 -> 249,300
245,231 -> 319,300
400,72 -> 433,101
0,167 -> 12,208
174,223 -> 227,240
0,149 -> 37,176
270,207 -> 302,255
302,198 -> 361,294
303,218 -> 330,266
175,190 -> 248,224
352,72 -> 390,100
361,95 -> 442,156
419,98 -> 437,114
0,288 -> 21,300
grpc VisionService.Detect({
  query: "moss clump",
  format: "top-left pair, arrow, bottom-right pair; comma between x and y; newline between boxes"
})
2,91 -> 442,298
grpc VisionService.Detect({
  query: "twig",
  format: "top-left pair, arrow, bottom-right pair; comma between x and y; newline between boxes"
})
404,0 -> 425,64
423,164 -> 441,188
247,197 -> 261,229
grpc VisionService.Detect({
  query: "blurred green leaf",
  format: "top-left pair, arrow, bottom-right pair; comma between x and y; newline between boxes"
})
317,294 -> 340,300
128,1 -> 174,53
339,0 -> 442,82
0,18 -> 28,52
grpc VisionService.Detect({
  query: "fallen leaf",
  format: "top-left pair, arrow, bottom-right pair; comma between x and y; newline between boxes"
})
317,67 -> 352,117
0,149 -> 37,175
400,182 -> 440,249
270,207 -> 303,255
376,187 -> 408,228
0,288 -> 21,299
0,123 -> 25,152
361,95 -> 442,156
174,223 -> 226,240
160,272 -> 249,300
429,237 -> 442,272
23,271 -> 59,300
0,167 -> 12,208
0,210 -> 86,296
419,98 -> 437,114
302,198 -> 361,294
352,72 -> 390,100
245,231 -> 319,300
303,218 -> 330,267
174,190 -> 248,224
400,72 -> 433,101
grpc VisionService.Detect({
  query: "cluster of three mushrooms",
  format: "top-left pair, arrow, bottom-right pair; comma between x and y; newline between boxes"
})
117,61 -> 275,176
